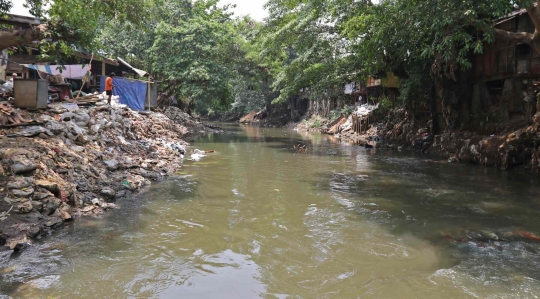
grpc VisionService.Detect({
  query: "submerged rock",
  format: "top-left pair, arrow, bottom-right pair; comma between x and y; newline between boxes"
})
114,190 -> 127,199
44,217 -> 63,228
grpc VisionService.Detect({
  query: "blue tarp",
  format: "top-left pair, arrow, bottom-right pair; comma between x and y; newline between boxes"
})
100,76 -> 147,111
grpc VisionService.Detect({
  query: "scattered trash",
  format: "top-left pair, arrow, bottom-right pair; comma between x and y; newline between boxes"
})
7,126 -> 53,138
0,94 -> 212,250
293,143 -> 308,154
448,156 -> 460,163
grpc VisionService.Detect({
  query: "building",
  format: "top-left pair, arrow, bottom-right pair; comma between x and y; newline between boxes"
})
472,7 -> 539,121
0,14 -> 122,91
366,72 -> 399,104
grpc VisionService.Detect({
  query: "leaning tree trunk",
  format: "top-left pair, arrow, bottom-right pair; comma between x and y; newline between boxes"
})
0,24 -> 50,51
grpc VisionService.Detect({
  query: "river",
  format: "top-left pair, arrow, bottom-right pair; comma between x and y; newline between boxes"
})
1,124 -> 540,298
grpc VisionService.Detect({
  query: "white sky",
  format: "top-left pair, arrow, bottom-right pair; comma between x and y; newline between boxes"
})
219,0 -> 268,21
11,0 -> 269,20
10,1 -> 32,16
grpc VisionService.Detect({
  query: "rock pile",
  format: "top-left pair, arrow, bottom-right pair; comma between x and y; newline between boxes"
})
372,109 -> 540,173
163,106 -> 212,139
0,101 -> 203,250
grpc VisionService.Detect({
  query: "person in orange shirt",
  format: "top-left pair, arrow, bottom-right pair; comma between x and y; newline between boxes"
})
105,72 -> 116,105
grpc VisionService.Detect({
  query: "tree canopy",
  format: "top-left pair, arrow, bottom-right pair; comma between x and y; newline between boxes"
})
5,0 -> 540,115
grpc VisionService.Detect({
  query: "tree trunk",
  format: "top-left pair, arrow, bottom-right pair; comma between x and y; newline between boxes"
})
0,24 -> 49,51
527,1 -> 540,33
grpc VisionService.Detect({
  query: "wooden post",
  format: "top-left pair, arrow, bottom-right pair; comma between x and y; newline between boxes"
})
101,61 -> 106,76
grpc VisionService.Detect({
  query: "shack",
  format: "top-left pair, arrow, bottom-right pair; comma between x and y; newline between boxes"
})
0,13 -> 122,92
366,72 -> 399,104
473,7 -> 540,120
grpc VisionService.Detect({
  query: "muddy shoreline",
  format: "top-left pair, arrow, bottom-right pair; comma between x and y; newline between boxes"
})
0,103 -> 214,251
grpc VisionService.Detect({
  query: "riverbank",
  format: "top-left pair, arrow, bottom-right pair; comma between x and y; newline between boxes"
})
279,109 -> 540,175
0,103 -> 213,250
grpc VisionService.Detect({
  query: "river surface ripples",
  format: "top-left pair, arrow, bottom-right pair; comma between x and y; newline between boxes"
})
1,124 -> 540,298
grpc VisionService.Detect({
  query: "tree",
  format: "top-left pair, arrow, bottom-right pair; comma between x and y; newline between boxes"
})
148,0 -> 238,111
230,17 -> 279,113
261,0 -> 370,117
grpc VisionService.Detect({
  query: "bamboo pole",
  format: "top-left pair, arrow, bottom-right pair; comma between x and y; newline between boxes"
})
76,54 -> 94,99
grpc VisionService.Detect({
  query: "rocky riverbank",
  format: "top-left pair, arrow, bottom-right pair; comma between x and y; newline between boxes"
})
336,109 -> 540,175
0,102 -> 213,251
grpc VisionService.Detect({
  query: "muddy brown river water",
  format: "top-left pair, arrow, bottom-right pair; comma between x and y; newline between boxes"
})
1,124 -> 540,298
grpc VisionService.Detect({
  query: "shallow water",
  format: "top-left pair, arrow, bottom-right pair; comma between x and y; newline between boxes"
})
1,124 -> 540,298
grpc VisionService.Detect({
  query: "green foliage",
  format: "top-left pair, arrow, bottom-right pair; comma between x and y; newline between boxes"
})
229,17 -> 279,113
329,106 -> 353,120
262,0 -> 362,104
150,6 -> 236,110
311,117 -> 323,128
11,0 -> 535,118
263,0 -> 539,114
377,96 -> 393,114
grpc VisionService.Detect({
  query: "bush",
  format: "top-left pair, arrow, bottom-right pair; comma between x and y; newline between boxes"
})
311,118 -> 323,128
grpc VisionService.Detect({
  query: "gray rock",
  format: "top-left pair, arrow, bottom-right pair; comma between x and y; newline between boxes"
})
7,177 -> 34,189
104,160 -> 119,171
45,217 -> 63,228
100,187 -> 115,199
16,200 -> 33,214
26,225 -> 41,238
55,168 -> 69,174
10,156 -> 37,174
70,146 -> 85,152
35,180 -> 59,193
7,126 -> 53,138
31,201 -> 44,212
11,188 -> 34,197
43,198 -> 61,216
33,192 -> 52,201
4,197 -> 20,205
114,190 -> 127,199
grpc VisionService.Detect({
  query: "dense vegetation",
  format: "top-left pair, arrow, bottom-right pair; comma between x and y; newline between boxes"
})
4,0 -> 540,117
